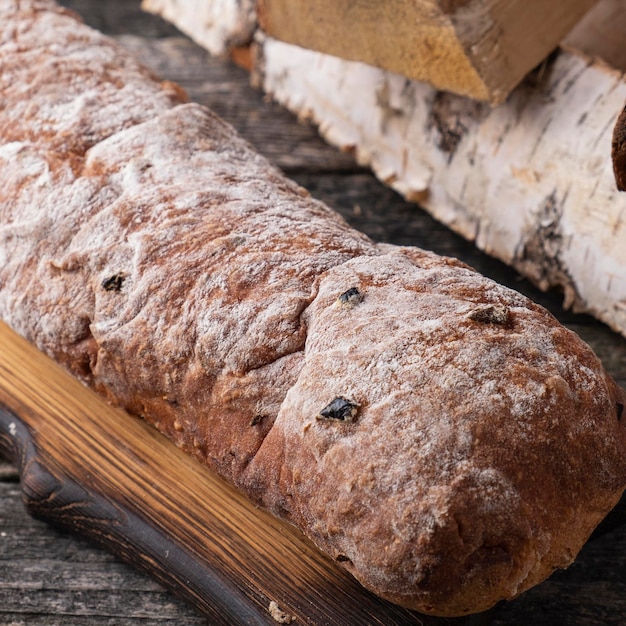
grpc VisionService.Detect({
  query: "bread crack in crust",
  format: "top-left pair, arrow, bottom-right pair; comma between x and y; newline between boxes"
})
2,1 -> 626,617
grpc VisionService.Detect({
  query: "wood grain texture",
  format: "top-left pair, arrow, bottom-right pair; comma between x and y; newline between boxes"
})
255,0 -> 599,103
113,35 -> 361,176
0,476 -> 204,626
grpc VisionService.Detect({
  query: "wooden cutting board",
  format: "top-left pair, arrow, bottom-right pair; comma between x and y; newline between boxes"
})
0,321 -> 495,625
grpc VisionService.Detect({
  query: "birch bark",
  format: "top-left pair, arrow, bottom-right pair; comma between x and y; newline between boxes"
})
142,0 -> 256,55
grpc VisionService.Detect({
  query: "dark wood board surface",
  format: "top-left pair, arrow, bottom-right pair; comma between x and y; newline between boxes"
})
1,1 -> 626,624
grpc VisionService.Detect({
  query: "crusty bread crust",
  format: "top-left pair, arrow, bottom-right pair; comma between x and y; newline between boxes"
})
2,1 -> 626,616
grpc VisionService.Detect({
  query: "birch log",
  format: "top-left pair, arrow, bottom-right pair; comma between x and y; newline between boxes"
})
142,0 -> 626,339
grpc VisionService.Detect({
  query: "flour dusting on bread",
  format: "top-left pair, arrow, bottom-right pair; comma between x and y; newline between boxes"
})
2,1 -> 626,617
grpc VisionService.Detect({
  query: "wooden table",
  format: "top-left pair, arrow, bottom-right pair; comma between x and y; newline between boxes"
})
1,1 -> 626,624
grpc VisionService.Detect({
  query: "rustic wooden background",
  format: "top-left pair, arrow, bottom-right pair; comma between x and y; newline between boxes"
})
1,1 -> 626,624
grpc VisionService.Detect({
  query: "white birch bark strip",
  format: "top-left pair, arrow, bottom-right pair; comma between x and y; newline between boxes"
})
141,0 -> 256,56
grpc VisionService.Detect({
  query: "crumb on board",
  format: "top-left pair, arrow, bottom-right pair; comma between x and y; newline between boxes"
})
268,600 -> 296,623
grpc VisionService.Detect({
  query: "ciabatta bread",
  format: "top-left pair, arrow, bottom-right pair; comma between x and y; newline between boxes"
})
2,1 -> 626,616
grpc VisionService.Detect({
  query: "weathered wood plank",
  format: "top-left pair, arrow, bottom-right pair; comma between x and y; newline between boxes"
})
0,460 -> 17,481
114,35 -> 361,174
255,0 -> 600,103
0,480 -> 205,625
4,466 -> 626,626
60,0 -> 180,36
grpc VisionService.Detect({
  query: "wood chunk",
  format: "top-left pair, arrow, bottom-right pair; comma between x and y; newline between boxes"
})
256,0 -> 600,104
563,0 -> 626,71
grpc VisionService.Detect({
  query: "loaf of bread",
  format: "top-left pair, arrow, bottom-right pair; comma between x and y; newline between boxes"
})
2,1 -> 626,617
